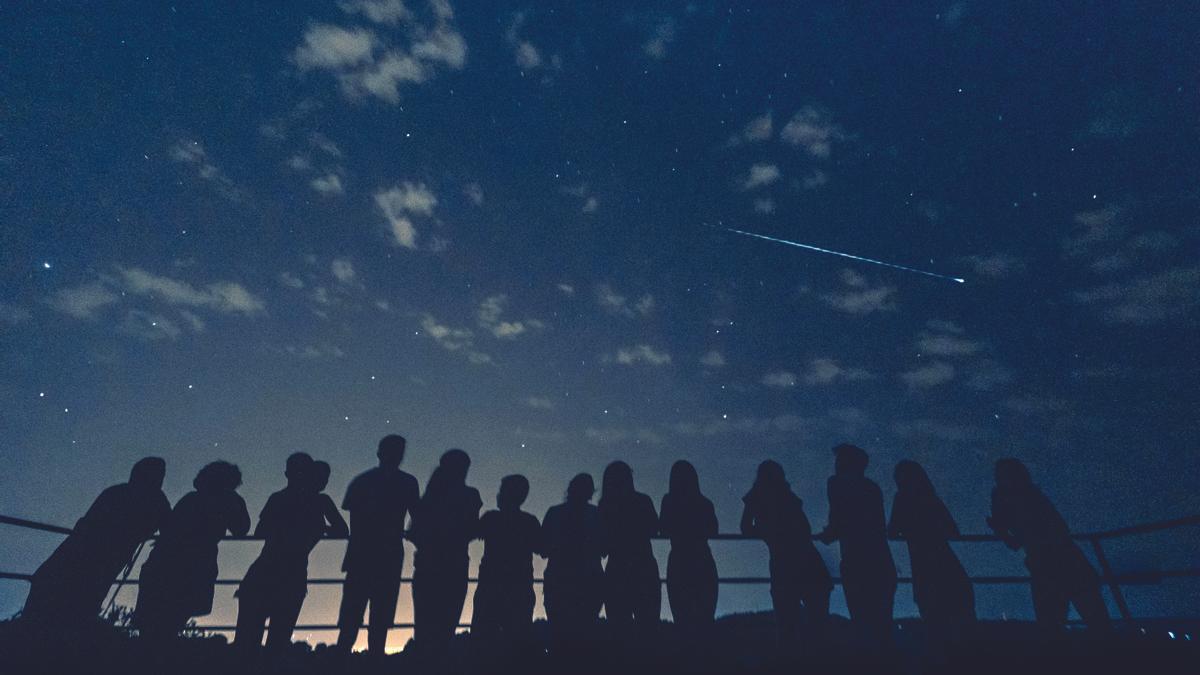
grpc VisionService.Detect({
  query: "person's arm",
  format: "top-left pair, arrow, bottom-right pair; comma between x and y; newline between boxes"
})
538,509 -> 557,559
229,495 -> 252,537
739,501 -> 758,537
816,481 -> 838,544
253,498 -> 273,539
322,494 -> 349,538
986,492 -> 1020,550
886,495 -> 903,540
704,500 -> 719,539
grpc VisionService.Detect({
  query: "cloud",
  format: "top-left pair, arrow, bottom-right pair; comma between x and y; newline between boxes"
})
900,361 -> 955,389
642,17 -> 676,60
505,12 -> 559,74
585,427 -> 665,445
916,332 -> 982,358
820,269 -> 897,315
801,169 -> 829,189
1072,265 -> 1200,324
734,112 -> 773,144
614,344 -> 672,366
699,350 -> 726,368
959,252 -> 1026,278
514,42 -> 542,69
331,258 -> 356,284
753,198 -> 776,214
669,414 -> 809,438
294,2 -> 467,105
117,267 -> 265,315
118,310 -> 182,341
375,182 -> 437,249
168,140 -> 242,202
803,358 -> 873,385
1063,206 -> 1124,258
780,107 -> 845,158
419,313 -> 492,364
581,196 -> 599,214
556,283 -> 575,295
524,396 -> 555,410
595,284 -> 654,318
761,370 -> 798,388
310,173 -> 345,196
477,294 -> 544,339
48,284 -> 118,320
278,272 -> 306,290
742,163 -> 781,190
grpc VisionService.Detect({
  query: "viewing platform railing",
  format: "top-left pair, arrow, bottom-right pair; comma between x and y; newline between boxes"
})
3,512 -> 1199,633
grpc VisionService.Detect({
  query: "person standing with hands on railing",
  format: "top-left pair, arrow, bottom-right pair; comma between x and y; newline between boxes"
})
988,458 -> 1110,629
334,435 -> 420,658
659,460 -> 719,632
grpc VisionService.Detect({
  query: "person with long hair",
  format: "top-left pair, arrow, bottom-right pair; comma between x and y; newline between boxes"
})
741,460 -> 831,643
988,458 -> 1109,629
409,449 -> 481,651
888,460 -> 974,628
659,460 -> 718,630
134,461 -> 250,640
598,461 -> 661,632
541,473 -> 604,653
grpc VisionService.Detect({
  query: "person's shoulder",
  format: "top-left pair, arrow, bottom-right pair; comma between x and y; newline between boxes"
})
520,510 -> 541,527
396,470 -> 419,489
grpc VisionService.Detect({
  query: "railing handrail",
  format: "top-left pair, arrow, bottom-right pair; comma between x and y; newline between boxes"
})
6,511 -> 1197,543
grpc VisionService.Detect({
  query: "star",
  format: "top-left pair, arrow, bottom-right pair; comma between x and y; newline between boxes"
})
41,262 -> 51,269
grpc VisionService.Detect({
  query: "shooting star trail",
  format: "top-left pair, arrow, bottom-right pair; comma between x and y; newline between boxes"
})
722,227 -> 966,284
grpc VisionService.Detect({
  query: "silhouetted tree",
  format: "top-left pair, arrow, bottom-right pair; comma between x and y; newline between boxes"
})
410,449 -> 481,652
988,458 -> 1110,629
22,458 -> 170,632
741,460 -> 831,645
235,454 -> 348,651
541,473 -> 604,653
334,435 -> 420,657
818,444 -> 897,645
472,474 -> 541,647
134,461 -> 250,641
599,461 -> 661,633
659,460 -> 718,630
888,460 -> 975,629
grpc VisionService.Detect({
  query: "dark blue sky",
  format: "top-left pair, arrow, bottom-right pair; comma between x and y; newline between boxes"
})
2,0 -> 1198,645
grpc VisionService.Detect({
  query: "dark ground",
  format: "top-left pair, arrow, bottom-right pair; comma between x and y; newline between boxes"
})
1,613 -> 1197,675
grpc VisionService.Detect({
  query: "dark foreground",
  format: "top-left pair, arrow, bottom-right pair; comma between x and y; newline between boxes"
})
2,614 -> 1197,675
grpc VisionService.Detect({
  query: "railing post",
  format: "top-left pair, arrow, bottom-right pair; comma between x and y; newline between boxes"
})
1089,537 -> 1133,621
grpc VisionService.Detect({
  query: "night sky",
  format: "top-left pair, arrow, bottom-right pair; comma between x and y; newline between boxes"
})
2,0 -> 1198,649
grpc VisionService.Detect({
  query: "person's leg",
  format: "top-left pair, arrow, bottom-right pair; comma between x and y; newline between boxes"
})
266,589 -> 305,651
335,571 -> 370,653
234,594 -> 268,650
1070,585 -> 1111,629
1030,575 -> 1069,627
367,570 -> 401,656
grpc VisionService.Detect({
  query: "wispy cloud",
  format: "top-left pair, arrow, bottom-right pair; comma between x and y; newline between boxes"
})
0,301 -> 31,327
118,310 -> 183,341
477,294 -> 544,339
699,350 -> 726,368
294,1 -> 467,105
168,140 -> 243,202
1072,265 -> 1200,324
802,358 -> 873,385
958,252 -> 1026,279
49,283 -> 120,320
613,344 -> 672,366
419,313 -> 492,364
761,370 -> 798,388
595,284 -> 655,318
117,267 -> 265,315
311,173 -> 345,196
731,112 -> 773,145
741,163 -> 781,190
642,17 -> 676,59
900,361 -> 955,389
780,107 -> 846,158
331,258 -> 356,285
524,396 -> 555,410
669,414 -> 808,438
375,181 -> 438,249
820,269 -> 897,315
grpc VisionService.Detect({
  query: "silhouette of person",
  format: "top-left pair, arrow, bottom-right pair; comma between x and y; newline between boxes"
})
472,474 -> 542,644
817,444 -> 897,645
410,449 -> 481,651
987,458 -> 1110,629
22,458 -> 170,630
887,461 -> 975,629
134,461 -> 250,640
235,453 -> 348,651
541,473 -> 604,652
334,435 -> 420,657
598,461 -> 661,632
659,460 -> 718,630
740,460 -> 831,643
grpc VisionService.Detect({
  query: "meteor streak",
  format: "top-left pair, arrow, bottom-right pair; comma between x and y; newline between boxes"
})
722,226 -> 966,284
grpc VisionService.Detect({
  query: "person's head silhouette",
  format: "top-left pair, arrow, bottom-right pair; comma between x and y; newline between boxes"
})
439,449 -> 471,484
669,460 -> 701,497
894,460 -> 935,495
498,474 -> 530,511
285,452 -> 315,488
566,473 -> 594,505
130,457 -> 167,491
994,458 -> 1032,490
753,459 -> 787,493
378,434 -> 407,469
194,461 -> 242,493
833,443 -> 869,476
311,460 -> 332,493
601,460 -> 635,503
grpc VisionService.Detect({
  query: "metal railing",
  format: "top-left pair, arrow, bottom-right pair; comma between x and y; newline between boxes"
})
3,512 -> 1199,633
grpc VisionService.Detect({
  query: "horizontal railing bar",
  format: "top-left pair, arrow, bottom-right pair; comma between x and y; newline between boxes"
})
5,570 -> 1198,587
0,515 -> 74,535
1077,514 -> 1200,540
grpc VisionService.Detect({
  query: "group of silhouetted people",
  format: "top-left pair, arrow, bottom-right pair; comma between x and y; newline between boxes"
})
21,434 -> 1112,657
